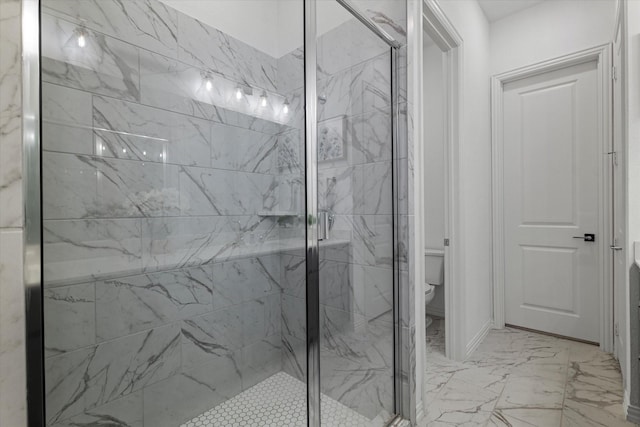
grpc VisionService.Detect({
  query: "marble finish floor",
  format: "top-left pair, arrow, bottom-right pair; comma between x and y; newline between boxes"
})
424,318 -> 638,427
181,372 -> 390,427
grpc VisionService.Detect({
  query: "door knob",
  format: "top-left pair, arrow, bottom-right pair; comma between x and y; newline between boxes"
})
573,233 -> 595,242
610,245 -> 623,251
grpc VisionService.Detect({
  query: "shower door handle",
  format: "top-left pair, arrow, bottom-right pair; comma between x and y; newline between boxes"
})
318,211 -> 329,241
317,211 -> 334,241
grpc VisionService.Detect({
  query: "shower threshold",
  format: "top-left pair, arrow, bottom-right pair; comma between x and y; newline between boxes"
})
181,371 -> 390,427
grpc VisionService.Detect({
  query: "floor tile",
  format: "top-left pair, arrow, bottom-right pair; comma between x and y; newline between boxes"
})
425,321 -> 636,427
562,399 -> 638,427
487,408 -> 562,426
180,371 -> 388,427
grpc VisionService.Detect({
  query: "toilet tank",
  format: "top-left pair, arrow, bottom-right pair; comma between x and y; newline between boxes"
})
425,249 -> 444,286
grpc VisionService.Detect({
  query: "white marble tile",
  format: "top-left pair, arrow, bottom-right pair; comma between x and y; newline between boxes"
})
178,166 -> 277,216
0,0 -> 21,229
181,311 -> 243,371
350,0 -> 407,46
43,0 -> 178,58
361,162 -> 392,215
44,283 -> 96,357
93,96 -> 212,168
43,218 -> 143,285
319,259 -> 360,314
280,254 -> 306,299
0,0 -> 21,118
176,12 -> 277,92
0,229 -> 27,427
351,109 -> 393,166
210,256 -> 280,310
138,49 -> 287,128
282,333 -> 306,382
141,216 -> 276,270
41,12 -> 141,102
241,334 -> 282,390
277,129 -> 303,174
0,113 -> 23,228
496,368 -> 566,410
425,326 -> 634,427
488,408 -> 562,426
318,165 -> 362,215
43,152 -> 181,219
182,372 -> 384,427
142,355 -> 242,427
282,294 -> 306,341
562,399 -> 638,427
277,47 -> 304,94
95,266 -> 213,341
210,123 -> 277,174
50,391 -> 143,427
42,83 -> 93,155
318,18 -> 389,78
45,323 -> 181,424
320,310 -> 394,419
425,378 -> 499,426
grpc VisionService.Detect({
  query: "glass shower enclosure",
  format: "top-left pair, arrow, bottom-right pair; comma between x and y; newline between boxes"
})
35,0 -> 401,425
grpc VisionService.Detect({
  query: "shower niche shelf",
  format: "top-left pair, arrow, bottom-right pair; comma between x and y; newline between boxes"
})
258,211 -> 301,218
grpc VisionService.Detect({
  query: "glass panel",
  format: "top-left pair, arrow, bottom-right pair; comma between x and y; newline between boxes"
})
316,3 -> 395,425
39,1 -> 306,425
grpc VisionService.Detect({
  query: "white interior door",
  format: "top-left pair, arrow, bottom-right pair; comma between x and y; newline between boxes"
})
503,60 -> 601,343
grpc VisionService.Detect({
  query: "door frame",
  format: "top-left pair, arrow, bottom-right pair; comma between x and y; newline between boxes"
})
422,0 -> 466,361
490,44 -> 614,352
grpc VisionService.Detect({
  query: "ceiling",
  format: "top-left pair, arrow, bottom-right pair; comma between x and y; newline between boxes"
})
477,0 -> 546,22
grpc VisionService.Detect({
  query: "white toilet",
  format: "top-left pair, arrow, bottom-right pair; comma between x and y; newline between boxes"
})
425,249 -> 444,329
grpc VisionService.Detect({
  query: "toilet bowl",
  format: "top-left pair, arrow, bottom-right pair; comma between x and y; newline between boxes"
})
425,249 -> 444,328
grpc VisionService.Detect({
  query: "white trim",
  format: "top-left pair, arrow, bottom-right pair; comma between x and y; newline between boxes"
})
465,320 -> 493,359
422,0 -> 466,362
426,306 -> 445,318
626,403 -> 640,424
490,45 -> 614,351
410,0 -> 426,423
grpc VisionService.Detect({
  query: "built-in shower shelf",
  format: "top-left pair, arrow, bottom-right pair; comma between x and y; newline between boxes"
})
258,211 -> 301,217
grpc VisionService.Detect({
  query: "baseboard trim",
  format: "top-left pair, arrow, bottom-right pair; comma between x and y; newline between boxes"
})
465,319 -> 493,359
626,402 -> 640,423
426,306 -> 445,318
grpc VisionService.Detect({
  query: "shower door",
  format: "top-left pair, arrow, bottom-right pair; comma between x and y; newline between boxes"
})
36,0 -> 400,425
39,1 -> 310,426
306,1 -> 399,425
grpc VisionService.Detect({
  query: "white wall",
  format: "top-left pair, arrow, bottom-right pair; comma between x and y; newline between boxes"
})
437,0 -> 494,350
423,38 -> 446,315
423,42 -> 446,252
626,0 -> 640,413
160,0 -> 352,58
490,0 -> 617,74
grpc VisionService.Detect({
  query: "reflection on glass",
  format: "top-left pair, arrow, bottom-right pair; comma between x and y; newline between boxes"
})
40,0 -> 306,426
316,2 -> 396,425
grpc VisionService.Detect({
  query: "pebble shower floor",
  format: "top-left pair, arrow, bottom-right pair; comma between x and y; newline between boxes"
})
181,372 -> 380,427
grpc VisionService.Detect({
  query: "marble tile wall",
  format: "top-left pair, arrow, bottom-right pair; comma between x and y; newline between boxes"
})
39,1 -> 299,426
0,0 -> 27,426
0,0 -> 413,425
277,16 -> 398,421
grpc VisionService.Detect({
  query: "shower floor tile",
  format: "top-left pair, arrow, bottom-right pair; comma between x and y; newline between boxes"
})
180,371 -> 384,427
